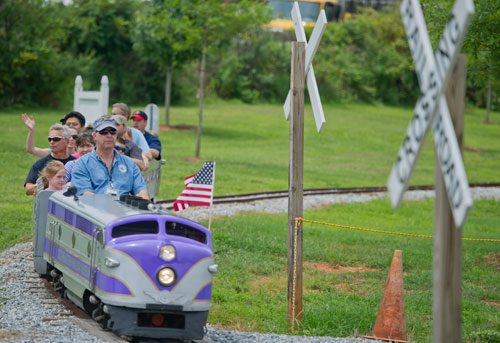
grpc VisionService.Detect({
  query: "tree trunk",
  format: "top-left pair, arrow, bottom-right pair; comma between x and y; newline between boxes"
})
195,49 -> 206,158
164,64 -> 173,127
485,81 -> 491,124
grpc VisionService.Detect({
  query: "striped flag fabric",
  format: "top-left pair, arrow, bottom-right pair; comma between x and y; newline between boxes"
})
173,162 -> 215,212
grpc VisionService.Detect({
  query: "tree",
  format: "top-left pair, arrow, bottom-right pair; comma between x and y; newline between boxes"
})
61,0 -> 158,104
0,0 -> 77,107
133,0 -> 200,126
187,0 -> 270,158
421,0 -> 500,118
463,0 -> 499,122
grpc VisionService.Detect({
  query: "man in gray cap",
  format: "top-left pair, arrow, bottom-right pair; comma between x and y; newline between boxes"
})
71,117 -> 148,199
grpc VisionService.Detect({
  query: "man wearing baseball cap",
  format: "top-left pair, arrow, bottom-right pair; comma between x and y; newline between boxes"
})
131,110 -> 162,160
71,116 -> 148,199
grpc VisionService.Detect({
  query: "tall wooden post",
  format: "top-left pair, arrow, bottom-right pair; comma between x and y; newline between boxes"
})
433,54 -> 465,343
288,41 -> 305,331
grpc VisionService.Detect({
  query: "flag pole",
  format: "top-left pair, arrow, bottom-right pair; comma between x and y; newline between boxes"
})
209,161 -> 216,231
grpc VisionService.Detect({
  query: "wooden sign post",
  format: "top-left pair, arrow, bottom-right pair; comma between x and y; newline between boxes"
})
285,2 -> 327,331
433,54 -> 466,343
288,41 -> 305,331
388,1 -> 474,341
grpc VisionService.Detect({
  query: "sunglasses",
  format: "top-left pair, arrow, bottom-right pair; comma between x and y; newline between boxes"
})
70,135 -> 79,140
97,128 -> 117,136
115,145 -> 127,153
47,136 -> 63,142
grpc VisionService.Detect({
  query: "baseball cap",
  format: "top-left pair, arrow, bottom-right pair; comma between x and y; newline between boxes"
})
93,117 -> 117,132
131,110 -> 148,121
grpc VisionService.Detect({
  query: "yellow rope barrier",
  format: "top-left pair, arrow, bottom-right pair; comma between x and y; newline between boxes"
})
290,217 -> 298,333
297,217 -> 500,243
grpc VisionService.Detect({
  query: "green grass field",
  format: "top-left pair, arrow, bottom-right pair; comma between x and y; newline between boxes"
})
208,198 -> 499,342
0,102 -> 498,341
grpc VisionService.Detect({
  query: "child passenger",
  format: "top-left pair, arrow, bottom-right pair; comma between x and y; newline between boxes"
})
64,134 -> 95,183
37,160 -> 66,193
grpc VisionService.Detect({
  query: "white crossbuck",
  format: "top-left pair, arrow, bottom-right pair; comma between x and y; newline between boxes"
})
283,2 -> 327,132
387,0 -> 474,228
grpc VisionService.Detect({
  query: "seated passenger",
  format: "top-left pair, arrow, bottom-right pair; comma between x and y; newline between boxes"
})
22,113 -> 78,157
115,137 -> 148,171
112,114 -> 149,170
131,110 -> 162,161
60,111 -> 86,133
37,160 -> 66,193
71,117 -> 148,199
64,134 -> 95,183
24,124 -> 75,195
111,103 -> 153,160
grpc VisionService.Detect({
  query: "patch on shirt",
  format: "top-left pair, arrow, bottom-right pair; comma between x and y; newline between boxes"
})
118,164 -> 127,173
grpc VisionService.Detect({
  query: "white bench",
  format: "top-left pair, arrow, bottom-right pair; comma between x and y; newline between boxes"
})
144,103 -> 160,133
73,75 -> 109,126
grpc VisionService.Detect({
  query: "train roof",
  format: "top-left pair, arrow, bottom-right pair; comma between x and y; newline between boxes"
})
48,192 -> 164,227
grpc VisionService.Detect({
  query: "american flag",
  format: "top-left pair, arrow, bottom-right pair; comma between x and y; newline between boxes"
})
173,162 -> 215,212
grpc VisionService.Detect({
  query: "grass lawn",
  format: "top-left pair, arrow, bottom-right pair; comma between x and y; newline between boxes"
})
0,102 -> 498,341
208,198 -> 499,342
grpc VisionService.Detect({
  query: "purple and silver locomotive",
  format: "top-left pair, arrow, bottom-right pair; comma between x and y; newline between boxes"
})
32,190 -> 217,340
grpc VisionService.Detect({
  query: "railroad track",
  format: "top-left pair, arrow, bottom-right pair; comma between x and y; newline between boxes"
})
21,265 -> 126,342
157,182 -> 500,207
23,265 -> 208,343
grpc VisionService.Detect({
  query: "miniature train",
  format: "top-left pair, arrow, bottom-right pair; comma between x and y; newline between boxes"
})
32,189 -> 217,340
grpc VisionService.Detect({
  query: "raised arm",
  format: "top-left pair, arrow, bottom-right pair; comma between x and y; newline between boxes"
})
22,113 -> 49,157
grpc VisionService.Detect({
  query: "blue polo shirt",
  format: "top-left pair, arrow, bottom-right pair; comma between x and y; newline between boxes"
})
71,149 -> 147,196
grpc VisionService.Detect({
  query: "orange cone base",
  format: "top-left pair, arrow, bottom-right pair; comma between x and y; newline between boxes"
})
362,335 -> 408,343
368,249 -> 406,342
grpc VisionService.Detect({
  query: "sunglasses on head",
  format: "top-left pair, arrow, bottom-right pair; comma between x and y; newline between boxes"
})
97,128 -> 117,136
70,134 -> 79,140
47,136 -> 63,142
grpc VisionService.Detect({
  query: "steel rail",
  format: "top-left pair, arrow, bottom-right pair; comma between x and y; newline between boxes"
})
156,182 -> 500,206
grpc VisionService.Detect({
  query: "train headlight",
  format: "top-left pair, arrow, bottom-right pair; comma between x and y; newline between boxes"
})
159,245 -> 176,262
157,268 -> 176,286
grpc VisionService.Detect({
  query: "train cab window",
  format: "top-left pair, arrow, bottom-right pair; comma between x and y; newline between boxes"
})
112,221 -> 159,238
165,222 -> 207,244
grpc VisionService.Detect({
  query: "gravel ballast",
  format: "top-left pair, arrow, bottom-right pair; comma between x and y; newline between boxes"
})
1,188 -> 498,342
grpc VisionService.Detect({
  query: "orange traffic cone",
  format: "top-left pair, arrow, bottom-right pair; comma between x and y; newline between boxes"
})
367,249 -> 407,342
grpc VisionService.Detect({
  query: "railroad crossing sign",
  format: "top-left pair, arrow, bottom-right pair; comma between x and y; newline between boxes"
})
283,2 -> 327,132
387,0 -> 474,228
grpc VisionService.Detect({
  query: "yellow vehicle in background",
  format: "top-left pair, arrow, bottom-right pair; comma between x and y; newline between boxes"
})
265,0 -> 396,32
266,0 -> 339,31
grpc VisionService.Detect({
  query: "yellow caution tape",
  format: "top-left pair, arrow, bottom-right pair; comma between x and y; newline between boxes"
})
297,217 -> 500,243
